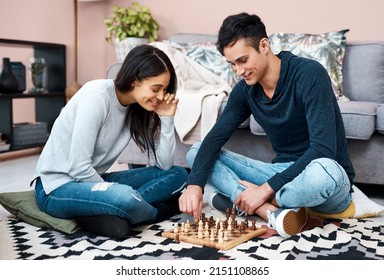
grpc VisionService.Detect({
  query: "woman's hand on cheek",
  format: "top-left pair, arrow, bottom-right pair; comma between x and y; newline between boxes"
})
154,93 -> 179,116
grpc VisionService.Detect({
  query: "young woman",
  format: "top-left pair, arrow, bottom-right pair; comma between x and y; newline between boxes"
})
32,45 -> 188,239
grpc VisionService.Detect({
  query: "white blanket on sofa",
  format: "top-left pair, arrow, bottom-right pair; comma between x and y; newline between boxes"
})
151,42 -> 232,144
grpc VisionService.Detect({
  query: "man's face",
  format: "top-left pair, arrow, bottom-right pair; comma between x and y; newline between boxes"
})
223,38 -> 269,85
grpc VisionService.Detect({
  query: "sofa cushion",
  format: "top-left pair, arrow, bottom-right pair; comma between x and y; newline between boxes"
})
249,117 -> 266,136
342,42 -> 384,103
106,63 -> 122,79
250,101 -> 379,140
338,101 -> 378,140
269,30 -> 349,100
183,42 -> 240,88
376,104 -> 384,135
167,33 -> 240,89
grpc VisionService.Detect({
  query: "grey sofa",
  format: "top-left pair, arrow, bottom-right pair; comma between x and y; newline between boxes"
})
109,34 -> 384,186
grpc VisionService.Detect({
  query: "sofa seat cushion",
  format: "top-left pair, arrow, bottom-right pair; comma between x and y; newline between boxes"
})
338,101 -> 379,140
250,101 -> 379,140
249,117 -> 266,136
376,104 -> 384,134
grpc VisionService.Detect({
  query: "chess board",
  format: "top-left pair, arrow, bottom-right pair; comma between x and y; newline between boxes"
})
161,210 -> 267,251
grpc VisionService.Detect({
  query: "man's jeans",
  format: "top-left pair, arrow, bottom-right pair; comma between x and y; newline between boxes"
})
35,166 -> 188,224
187,142 -> 351,214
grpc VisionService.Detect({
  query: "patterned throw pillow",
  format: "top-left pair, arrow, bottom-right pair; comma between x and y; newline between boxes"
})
182,42 -> 240,88
269,29 -> 350,100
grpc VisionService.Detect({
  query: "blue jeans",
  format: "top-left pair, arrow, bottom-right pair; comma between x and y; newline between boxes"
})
35,166 -> 188,224
187,142 -> 351,214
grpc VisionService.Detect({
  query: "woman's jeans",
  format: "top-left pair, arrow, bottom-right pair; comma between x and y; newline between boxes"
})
35,166 -> 188,224
187,142 -> 351,214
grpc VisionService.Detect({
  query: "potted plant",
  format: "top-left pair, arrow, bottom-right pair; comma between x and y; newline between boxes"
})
104,2 -> 159,62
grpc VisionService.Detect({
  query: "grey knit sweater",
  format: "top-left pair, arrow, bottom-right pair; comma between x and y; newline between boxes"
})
34,79 -> 175,194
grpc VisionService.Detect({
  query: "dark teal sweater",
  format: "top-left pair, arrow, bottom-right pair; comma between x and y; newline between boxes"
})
186,51 -> 355,192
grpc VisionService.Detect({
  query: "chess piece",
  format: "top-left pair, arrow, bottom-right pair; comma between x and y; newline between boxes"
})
210,230 -> 215,241
227,222 -> 232,231
218,230 -> 224,243
251,220 -> 256,230
204,228 -> 209,238
184,225 -> 189,234
198,229 -> 204,239
224,231 -> 229,241
173,222 -> 179,233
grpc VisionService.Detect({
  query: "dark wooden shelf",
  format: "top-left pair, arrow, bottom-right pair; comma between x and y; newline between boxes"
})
0,92 -> 65,98
0,38 -> 66,153
0,38 -> 64,48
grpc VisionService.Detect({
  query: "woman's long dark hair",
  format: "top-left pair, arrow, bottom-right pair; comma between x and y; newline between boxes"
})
114,44 -> 177,162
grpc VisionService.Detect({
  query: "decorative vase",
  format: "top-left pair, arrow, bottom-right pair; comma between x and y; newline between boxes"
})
10,61 -> 26,93
114,37 -> 149,62
0,57 -> 19,94
28,57 -> 46,93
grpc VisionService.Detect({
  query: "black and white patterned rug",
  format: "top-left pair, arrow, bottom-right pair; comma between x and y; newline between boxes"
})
1,214 -> 383,260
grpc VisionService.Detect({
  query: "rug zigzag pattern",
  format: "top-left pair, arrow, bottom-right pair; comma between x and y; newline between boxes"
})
1,217 -> 383,260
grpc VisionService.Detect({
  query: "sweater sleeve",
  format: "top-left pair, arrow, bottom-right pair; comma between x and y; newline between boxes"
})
151,116 -> 176,170
267,62 -> 339,191
186,82 -> 252,189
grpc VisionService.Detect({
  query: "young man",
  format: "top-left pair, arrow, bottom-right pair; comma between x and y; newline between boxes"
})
178,13 -> 355,238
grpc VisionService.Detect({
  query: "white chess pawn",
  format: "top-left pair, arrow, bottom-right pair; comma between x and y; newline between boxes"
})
224,231 -> 229,241
173,223 -> 179,233
218,233 -> 224,243
184,225 -> 189,234
210,230 -> 215,241
227,223 -> 232,231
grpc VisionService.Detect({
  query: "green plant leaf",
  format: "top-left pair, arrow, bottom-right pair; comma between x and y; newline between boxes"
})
104,2 -> 159,44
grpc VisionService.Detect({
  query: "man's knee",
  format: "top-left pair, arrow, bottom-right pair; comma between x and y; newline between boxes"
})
307,158 -> 347,189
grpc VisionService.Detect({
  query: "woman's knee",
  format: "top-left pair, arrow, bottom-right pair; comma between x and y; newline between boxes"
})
170,165 -> 188,177
186,141 -> 202,167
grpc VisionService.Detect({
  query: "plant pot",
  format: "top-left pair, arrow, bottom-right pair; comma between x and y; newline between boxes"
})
114,37 -> 149,62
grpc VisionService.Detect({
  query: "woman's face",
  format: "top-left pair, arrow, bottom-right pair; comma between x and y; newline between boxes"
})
118,71 -> 171,110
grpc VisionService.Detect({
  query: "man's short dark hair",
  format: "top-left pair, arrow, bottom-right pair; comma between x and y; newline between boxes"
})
216,13 -> 268,55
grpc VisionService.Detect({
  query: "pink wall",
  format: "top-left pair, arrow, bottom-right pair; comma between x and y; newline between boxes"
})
1,0 -> 384,123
